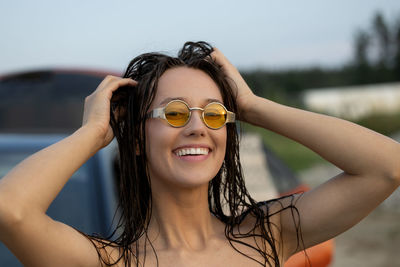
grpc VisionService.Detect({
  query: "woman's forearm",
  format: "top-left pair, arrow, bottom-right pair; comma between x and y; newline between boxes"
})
243,95 -> 400,182
0,126 -> 102,226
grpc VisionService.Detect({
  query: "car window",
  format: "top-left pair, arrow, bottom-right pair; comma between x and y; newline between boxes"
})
0,71 -> 104,134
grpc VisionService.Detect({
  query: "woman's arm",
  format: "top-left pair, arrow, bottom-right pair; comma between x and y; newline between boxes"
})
0,76 -> 136,267
211,49 -> 400,258
244,96 -> 399,182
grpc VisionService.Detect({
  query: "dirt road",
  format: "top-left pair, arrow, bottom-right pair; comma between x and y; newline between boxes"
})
332,207 -> 400,267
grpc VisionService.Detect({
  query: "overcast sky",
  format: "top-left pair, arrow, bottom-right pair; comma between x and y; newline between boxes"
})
1,0 -> 400,75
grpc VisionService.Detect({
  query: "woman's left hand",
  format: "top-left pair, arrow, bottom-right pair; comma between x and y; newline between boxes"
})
211,48 -> 256,121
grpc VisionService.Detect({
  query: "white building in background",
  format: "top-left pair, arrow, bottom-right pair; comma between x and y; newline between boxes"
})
302,82 -> 400,120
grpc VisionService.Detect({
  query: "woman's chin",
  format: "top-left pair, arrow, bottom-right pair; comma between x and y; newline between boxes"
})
170,175 -> 213,189
152,173 -> 215,191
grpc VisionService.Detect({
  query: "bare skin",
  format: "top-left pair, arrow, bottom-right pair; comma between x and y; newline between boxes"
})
0,48 -> 399,267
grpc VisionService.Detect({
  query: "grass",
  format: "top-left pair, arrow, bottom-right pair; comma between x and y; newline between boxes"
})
351,111 -> 400,136
241,123 -> 325,173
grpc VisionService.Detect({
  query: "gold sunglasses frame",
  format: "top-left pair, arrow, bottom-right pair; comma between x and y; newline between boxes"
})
149,99 -> 236,129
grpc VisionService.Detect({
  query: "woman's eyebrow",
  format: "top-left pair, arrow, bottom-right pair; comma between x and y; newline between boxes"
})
159,97 -> 186,105
159,97 -> 223,106
207,98 -> 222,104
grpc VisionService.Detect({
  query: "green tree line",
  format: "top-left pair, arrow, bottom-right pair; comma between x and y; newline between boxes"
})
241,11 -> 400,105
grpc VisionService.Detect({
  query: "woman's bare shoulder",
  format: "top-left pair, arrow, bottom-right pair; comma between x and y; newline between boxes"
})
82,236 -> 130,267
237,196 -> 303,257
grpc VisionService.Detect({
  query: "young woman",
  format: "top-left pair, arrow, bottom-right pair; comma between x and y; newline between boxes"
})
0,42 -> 399,267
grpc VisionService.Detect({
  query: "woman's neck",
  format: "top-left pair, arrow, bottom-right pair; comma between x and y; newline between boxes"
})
147,183 -> 224,251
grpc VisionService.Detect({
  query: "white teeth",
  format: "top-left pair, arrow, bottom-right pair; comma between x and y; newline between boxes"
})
175,147 -> 209,156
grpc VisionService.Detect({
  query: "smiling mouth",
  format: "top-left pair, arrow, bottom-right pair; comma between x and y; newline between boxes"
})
174,147 -> 210,157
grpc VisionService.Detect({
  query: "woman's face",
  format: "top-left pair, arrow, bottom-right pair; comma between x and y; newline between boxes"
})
145,66 -> 227,189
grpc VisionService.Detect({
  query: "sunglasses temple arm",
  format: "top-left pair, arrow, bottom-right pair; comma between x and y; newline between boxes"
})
227,111 -> 236,123
150,108 -> 166,119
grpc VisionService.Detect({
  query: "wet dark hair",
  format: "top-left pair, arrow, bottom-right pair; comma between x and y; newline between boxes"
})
85,41 -> 302,267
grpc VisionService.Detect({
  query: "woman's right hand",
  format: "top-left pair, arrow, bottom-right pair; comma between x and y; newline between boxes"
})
82,75 -> 137,149
211,48 -> 256,122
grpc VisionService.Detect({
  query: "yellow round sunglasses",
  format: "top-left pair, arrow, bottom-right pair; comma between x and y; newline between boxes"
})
148,99 -> 236,129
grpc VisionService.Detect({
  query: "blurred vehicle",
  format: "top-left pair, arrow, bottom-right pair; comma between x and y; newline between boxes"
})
0,69 -> 333,266
0,134 -> 118,266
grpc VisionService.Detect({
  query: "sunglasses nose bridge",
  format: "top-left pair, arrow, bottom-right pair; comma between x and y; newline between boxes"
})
188,107 -> 205,124
189,107 -> 203,114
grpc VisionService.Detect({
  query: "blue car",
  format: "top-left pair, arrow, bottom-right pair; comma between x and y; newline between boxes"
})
0,134 -> 119,266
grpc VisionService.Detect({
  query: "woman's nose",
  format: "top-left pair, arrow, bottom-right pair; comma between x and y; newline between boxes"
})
184,110 -> 207,136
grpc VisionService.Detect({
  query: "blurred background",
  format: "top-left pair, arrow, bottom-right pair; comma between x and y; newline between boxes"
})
1,1 -> 400,266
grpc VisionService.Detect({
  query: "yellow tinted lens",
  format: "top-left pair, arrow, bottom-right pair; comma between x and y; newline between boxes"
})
165,101 -> 190,127
204,103 -> 227,129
